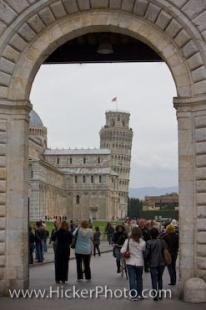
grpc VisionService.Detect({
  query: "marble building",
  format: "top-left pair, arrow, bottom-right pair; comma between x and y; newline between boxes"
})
28,109 -> 133,221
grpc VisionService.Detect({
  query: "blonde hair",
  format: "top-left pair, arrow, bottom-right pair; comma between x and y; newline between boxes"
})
166,224 -> 175,234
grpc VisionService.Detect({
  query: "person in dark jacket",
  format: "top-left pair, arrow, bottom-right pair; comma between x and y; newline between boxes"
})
42,224 -> 49,253
105,223 -> 114,245
29,226 -> 35,264
35,221 -> 45,263
93,226 -> 101,256
163,224 -> 179,285
52,221 -> 73,284
145,227 -> 167,301
50,221 -> 58,253
112,225 -> 127,273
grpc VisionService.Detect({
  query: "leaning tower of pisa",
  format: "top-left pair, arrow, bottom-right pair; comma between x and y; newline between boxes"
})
99,111 -> 133,218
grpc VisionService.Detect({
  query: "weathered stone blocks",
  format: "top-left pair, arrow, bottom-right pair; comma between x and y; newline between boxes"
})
192,66 -> 206,83
187,53 -> 203,70
196,142 -> 206,155
0,255 -> 5,267
145,3 -> 161,23
39,7 -> 56,26
0,242 -> 5,255
195,116 -> 206,128
197,206 -> 206,218
0,180 -> 6,193
91,0 -> 109,9
28,15 -> 45,34
6,0 -> 29,13
184,278 -> 206,303
155,10 -> 171,30
0,218 -> 5,230
133,0 -> 148,16
165,19 -> 182,38
197,219 -> 206,231
174,29 -> 190,48
0,1 -> 16,24
195,128 -> 206,142
0,193 -> 6,205
197,192 -> 206,205
0,231 -> 5,242
182,40 -> 198,59
183,1 -> 206,19
10,34 -> 27,52
0,72 -> 10,87
197,244 -> 206,257
0,167 -> 6,180
0,205 -> 5,217
109,0 -> 122,9
63,0 -> 79,13
195,80 -> 206,95
122,0 -> 135,12
2,46 -> 20,64
197,232 -> 206,244
77,0 -> 90,11
18,24 -> 36,42
0,57 -> 15,75
50,1 -> 67,18
0,21 -> 6,37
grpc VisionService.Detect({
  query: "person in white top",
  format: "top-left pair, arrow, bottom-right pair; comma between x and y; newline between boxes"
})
121,226 -> 146,301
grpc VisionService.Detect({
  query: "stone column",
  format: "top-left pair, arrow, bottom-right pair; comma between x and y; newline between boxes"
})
0,99 -> 31,295
174,98 -> 195,285
174,96 -> 206,302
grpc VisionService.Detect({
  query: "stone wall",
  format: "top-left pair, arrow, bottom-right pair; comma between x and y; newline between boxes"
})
44,151 -> 111,168
29,160 -> 72,221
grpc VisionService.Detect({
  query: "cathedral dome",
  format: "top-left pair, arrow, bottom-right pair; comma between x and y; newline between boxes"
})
29,110 -> 44,128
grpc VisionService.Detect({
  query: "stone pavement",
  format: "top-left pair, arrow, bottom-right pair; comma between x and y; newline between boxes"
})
1,252 -> 206,309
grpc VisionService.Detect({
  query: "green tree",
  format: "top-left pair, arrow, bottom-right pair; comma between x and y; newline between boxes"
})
127,198 -> 143,218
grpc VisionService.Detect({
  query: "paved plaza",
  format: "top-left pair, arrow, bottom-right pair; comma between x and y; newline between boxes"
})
0,252 -> 205,309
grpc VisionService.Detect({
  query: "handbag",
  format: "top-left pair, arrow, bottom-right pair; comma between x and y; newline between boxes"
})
71,228 -> 79,249
163,247 -> 172,266
123,239 -> 130,259
160,238 -> 172,265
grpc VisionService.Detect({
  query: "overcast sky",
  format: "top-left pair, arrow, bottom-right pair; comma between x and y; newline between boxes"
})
30,62 -> 177,188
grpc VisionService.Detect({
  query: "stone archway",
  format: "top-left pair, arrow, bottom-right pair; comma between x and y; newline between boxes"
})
0,1 -> 206,301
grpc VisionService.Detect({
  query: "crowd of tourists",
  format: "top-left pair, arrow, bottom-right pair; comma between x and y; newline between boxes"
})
29,217 -> 179,301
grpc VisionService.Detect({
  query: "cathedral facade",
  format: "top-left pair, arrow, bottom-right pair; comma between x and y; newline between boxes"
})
29,110 -> 133,221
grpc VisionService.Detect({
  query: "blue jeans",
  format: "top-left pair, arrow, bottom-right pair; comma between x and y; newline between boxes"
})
150,266 -> 165,294
127,265 -> 143,298
35,241 -> 44,262
43,240 -> 48,253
